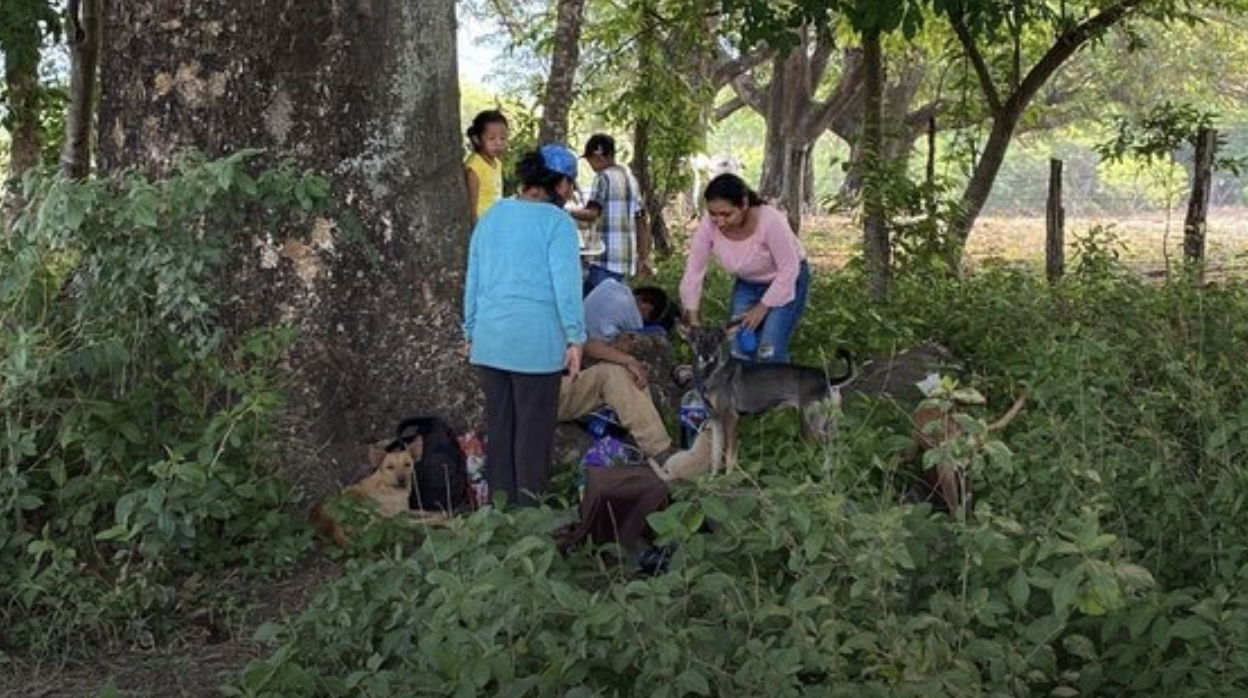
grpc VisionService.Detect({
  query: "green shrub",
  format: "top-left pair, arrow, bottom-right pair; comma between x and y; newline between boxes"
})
231,243 -> 1248,695
0,152 -> 327,656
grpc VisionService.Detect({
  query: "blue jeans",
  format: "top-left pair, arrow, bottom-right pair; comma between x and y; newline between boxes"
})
730,260 -> 810,363
583,264 -> 625,297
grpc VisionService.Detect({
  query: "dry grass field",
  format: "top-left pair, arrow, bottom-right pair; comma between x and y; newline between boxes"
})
789,207 -> 1248,275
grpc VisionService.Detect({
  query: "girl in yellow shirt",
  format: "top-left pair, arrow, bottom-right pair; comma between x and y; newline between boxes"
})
464,110 -> 509,225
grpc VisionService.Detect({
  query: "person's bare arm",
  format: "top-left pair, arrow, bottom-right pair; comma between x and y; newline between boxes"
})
583,338 -> 647,388
569,203 -> 602,223
465,167 -> 481,226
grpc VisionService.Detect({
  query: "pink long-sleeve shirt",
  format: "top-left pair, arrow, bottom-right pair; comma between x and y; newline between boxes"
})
679,204 -> 807,313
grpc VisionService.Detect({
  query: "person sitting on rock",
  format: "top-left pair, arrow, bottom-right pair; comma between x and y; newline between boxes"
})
559,282 -> 681,468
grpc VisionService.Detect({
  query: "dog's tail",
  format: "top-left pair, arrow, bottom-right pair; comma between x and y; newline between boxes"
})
826,347 -> 856,386
987,392 -> 1028,431
309,499 -> 349,548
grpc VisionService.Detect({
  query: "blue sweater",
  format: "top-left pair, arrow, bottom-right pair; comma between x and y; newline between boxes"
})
463,198 -> 586,373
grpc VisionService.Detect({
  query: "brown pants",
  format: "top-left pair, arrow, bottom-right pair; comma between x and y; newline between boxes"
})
557,363 -> 672,457
556,466 -> 669,555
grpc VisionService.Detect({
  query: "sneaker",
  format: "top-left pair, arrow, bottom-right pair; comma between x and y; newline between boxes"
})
637,542 -> 678,576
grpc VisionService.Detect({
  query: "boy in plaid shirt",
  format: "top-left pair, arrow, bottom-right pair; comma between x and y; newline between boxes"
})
572,134 -> 650,293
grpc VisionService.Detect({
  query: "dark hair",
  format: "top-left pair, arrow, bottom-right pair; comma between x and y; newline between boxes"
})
633,286 -> 678,332
516,149 -> 568,204
704,173 -> 762,208
583,133 -> 616,159
467,110 -> 508,153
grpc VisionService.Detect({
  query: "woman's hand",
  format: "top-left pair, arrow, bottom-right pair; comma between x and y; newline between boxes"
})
564,344 -> 583,380
684,309 -> 701,327
739,303 -> 769,331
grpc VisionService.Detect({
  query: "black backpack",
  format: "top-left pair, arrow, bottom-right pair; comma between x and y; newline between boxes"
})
395,416 -> 470,514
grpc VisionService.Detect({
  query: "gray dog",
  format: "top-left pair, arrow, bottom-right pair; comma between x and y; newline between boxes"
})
679,324 -> 856,474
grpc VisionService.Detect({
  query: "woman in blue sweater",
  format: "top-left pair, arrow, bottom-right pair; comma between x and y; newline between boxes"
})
463,145 -> 586,507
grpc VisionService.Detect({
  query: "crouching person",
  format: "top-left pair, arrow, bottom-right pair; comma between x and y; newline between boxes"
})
557,338 -> 677,469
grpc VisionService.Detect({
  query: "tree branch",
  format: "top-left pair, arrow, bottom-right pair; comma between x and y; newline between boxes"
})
488,0 -> 527,44
807,32 -> 836,94
728,73 -> 766,114
803,48 -> 864,138
714,94 -> 747,122
1012,0 -> 1146,115
711,42 -> 771,90
949,8 -> 1002,114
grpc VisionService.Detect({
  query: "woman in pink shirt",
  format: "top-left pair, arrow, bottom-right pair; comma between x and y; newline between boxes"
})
679,174 -> 810,362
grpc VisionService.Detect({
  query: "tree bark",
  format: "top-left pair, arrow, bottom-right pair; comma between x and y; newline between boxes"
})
833,56 -> 928,201
745,36 -> 862,232
538,0 -> 586,144
861,29 -> 889,303
628,5 -> 671,258
1183,126 -> 1215,280
630,117 -> 665,263
1046,158 -> 1065,283
758,47 -> 803,201
98,0 -> 473,500
3,23 -> 43,192
781,144 -> 807,233
924,115 -> 937,216
60,0 -> 103,180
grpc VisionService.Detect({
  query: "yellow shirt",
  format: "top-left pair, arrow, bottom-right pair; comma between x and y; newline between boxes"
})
465,152 -> 503,219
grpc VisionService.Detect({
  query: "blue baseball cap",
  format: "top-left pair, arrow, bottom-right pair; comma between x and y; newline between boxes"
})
540,144 -> 578,185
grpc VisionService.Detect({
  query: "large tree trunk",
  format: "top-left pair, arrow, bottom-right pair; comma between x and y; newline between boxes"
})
3,25 -> 43,192
1183,126 -> 1216,280
860,29 -> 889,303
538,0 -> 586,144
757,45 -> 815,233
60,0 -> 103,180
833,57 -> 928,201
746,42 -> 862,231
98,0 -> 473,500
628,6 -> 670,258
949,102 -> 1023,248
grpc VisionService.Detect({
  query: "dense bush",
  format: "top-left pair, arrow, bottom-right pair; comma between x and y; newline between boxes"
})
0,153 -> 328,656
228,230 -> 1248,696
7,155 -> 1246,693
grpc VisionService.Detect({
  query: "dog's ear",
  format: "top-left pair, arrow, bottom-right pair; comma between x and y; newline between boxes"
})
406,434 -> 424,462
367,443 -> 386,469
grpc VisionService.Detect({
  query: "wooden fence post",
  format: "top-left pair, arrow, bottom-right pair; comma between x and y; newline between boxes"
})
1184,127 -> 1216,283
1046,158 -> 1065,283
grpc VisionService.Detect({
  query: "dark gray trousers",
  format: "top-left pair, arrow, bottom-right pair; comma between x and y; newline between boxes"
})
478,366 -> 562,507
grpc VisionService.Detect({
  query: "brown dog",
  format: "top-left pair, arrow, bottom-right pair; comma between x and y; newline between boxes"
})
310,436 -> 448,547
904,391 -> 1026,516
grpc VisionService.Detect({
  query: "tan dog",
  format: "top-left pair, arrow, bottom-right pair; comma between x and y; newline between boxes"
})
904,392 -> 1026,516
311,436 -> 448,547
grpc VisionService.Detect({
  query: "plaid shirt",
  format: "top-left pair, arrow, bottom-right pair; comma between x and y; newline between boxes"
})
587,165 -> 642,276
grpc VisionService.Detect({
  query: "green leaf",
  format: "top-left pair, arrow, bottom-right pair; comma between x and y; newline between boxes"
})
1053,567 -> 1082,617
1168,617 -> 1213,642
1008,570 -> 1031,609
675,669 -> 711,696
1062,634 -> 1098,661
701,496 -> 730,522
